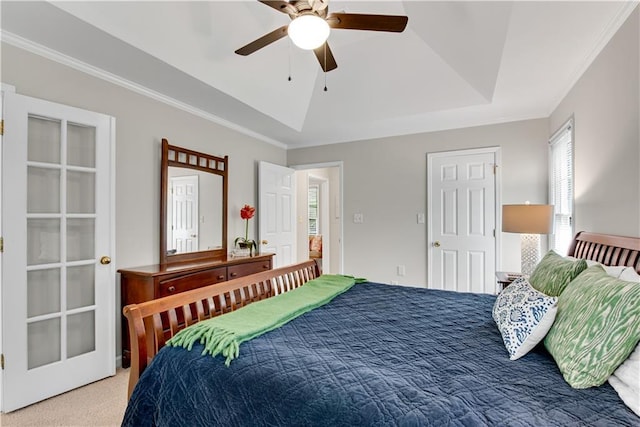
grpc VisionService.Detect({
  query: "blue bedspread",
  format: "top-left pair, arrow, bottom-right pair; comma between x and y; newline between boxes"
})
123,282 -> 638,426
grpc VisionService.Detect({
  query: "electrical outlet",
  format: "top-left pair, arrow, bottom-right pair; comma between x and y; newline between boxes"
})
397,265 -> 405,276
417,213 -> 425,224
391,280 -> 399,285
353,213 -> 364,223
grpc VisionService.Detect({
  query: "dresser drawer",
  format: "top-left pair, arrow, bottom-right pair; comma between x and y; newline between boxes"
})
157,267 -> 227,298
228,259 -> 271,279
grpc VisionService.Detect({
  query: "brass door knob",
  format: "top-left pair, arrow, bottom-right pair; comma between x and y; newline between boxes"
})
261,240 -> 268,245
100,256 -> 111,265
433,241 -> 441,248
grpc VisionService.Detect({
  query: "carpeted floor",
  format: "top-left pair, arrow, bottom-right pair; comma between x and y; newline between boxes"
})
0,368 -> 129,426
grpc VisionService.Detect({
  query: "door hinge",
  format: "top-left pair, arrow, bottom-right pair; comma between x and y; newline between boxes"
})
0,119 -> 4,136
0,237 -> 3,253
493,164 -> 498,174
1,354 -> 4,370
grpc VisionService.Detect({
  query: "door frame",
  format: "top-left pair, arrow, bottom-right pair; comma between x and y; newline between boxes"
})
290,161 -> 344,275
308,174 -> 330,272
426,147 -> 502,289
0,84 -> 16,409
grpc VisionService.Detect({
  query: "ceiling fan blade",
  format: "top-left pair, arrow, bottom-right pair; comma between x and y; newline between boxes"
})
235,25 -> 289,56
313,42 -> 338,72
259,1 -> 297,15
327,13 -> 408,32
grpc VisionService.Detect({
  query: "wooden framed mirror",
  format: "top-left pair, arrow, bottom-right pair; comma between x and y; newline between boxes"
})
159,138 -> 228,265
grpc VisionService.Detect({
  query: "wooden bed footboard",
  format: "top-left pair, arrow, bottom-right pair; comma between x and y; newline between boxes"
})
123,259 -> 321,397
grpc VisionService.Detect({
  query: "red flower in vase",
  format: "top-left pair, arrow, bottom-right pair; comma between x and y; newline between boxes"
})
235,205 -> 256,255
240,205 -> 255,220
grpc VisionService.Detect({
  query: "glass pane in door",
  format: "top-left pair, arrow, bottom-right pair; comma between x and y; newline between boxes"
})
67,171 -> 95,214
27,218 -> 60,265
28,116 -> 60,164
67,123 -> 96,168
67,219 -> 95,262
67,311 -> 95,358
27,269 -> 61,317
27,167 -> 60,213
28,318 -> 61,369
67,265 -> 95,309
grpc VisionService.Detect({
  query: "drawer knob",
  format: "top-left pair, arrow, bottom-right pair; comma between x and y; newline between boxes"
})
263,265 -> 269,269
218,275 -> 225,280
230,272 -> 238,277
168,285 -> 176,292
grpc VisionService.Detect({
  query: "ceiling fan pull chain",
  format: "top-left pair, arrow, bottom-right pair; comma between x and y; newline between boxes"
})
323,43 -> 328,92
288,39 -> 293,82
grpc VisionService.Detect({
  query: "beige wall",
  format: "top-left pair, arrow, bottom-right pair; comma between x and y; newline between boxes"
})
550,6 -> 640,238
288,118 -> 550,285
1,43 -> 286,359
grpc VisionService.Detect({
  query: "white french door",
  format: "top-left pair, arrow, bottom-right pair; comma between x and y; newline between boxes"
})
1,90 -> 115,412
259,161 -> 296,268
427,148 -> 499,294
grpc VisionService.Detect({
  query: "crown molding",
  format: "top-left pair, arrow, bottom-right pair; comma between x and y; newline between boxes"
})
1,30 -> 287,149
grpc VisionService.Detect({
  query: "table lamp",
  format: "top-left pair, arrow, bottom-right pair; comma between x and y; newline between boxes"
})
502,204 -> 554,276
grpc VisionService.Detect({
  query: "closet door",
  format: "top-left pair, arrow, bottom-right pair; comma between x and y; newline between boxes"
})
1,90 -> 115,412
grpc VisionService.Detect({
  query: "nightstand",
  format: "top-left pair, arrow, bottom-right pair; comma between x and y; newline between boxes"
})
496,271 -> 524,291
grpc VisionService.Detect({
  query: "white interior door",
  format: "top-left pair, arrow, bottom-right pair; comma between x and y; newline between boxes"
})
169,175 -> 199,253
1,91 -> 115,412
428,149 -> 498,294
259,161 -> 296,268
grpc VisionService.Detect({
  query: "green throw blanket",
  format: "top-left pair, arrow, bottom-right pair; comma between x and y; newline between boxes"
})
167,274 -> 365,365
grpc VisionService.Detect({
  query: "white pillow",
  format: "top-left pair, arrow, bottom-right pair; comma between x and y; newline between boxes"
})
492,278 -> 558,360
619,267 -> 640,283
609,344 -> 640,417
568,256 -> 628,278
603,265 -> 630,279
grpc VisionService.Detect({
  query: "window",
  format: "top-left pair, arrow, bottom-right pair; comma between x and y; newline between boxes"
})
549,119 -> 574,255
308,185 -> 319,235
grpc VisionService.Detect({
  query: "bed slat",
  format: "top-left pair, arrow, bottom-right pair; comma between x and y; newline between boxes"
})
568,231 -> 640,273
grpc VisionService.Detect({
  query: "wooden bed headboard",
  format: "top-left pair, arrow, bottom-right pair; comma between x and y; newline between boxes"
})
567,231 -> 640,274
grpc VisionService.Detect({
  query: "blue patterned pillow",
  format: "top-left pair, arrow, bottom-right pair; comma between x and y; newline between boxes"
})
492,278 -> 558,360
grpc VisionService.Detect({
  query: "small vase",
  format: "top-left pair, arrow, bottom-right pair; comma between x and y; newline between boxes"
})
234,241 -> 253,257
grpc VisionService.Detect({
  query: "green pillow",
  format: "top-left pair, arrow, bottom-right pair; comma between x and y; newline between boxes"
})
529,250 -> 587,296
544,265 -> 640,388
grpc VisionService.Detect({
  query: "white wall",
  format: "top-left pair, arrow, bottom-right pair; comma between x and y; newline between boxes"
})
1,43 -> 287,359
550,6 -> 640,238
288,119 -> 550,285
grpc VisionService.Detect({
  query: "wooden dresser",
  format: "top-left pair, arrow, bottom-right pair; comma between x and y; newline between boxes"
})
119,253 -> 273,367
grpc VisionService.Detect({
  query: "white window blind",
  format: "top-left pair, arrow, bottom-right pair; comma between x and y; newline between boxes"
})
308,185 -> 319,235
549,120 -> 574,255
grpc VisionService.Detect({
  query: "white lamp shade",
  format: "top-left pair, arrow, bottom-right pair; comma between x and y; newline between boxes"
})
288,15 -> 330,50
502,204 -> 554,235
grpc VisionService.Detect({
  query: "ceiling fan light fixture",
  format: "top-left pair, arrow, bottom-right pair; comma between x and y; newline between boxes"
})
288,14 -> 330,50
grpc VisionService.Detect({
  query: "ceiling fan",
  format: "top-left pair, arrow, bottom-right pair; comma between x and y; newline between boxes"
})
235,0 -> 409,72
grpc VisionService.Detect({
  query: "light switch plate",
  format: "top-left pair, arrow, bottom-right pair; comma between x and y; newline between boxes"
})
353,213 -> 364,223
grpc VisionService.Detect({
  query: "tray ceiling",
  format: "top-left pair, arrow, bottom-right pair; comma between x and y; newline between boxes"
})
1,1 -> 636,148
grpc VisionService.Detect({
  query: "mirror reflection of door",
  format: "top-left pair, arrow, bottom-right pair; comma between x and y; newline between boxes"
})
169,175 -> 199,254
